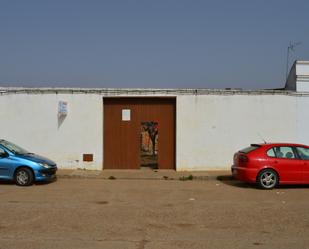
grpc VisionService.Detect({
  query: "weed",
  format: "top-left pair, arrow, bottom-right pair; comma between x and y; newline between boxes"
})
179,175 -> 193,181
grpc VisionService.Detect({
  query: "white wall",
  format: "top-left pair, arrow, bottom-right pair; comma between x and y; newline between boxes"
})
0,93 -> 103,169
296,96 -> 309,144
176,94 -> 298,170
1,90 -> 308,171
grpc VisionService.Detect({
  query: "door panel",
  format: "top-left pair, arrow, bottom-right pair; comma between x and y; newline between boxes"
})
295,146 -> 309,183
273,146 -> 302,183
0,156 -> 16,179
275,158 -> 303,183
104,99 -> 140,169
303,162 -> 309,183
0,158 -> 10,178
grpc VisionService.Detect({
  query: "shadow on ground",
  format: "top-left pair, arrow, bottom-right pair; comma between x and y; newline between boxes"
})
216,174 -> 309,189
0,178 -> 57,186
0,180 -> 15,185
276,184 -> 309,189
35,178 -> 57,186
216,175 -> 254,188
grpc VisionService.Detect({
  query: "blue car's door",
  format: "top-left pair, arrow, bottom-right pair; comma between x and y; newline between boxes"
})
0,147 -> 10,178
0,148 -> 15,179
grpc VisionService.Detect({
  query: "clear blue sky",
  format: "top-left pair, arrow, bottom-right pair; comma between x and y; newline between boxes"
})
0,0 -> 308,89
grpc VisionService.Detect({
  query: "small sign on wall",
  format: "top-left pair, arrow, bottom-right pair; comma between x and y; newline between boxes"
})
122,109 -> 131,121
58,101 -> 68,117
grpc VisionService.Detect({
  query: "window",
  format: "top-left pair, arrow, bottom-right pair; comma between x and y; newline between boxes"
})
267,148 -> 276,157
274,147 -> 295,159
296,147 -> 309,160
0,147 -> 6,157
0,140 -> 28,155
240,145 -> 261,154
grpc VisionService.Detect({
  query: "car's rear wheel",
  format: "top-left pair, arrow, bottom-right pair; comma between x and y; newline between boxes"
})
15,168 -> 34,186
257,169 -> 278,189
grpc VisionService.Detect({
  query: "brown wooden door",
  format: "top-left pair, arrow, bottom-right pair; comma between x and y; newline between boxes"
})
103,98 -> 175,169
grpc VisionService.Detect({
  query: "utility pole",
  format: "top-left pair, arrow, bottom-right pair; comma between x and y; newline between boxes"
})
286,41 -> 301,81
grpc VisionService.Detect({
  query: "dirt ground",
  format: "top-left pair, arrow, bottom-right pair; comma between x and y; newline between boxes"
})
0,178 -> 309,249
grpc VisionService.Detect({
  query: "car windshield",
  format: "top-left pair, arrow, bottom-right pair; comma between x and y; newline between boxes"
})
0,140 -> 29,155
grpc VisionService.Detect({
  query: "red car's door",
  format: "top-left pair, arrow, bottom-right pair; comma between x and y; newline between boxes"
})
272,146 -> 302,183
295,147 -> 309,183
303,161 -> 309,183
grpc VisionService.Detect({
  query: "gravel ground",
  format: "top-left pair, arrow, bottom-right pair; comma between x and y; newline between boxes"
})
0,178 -> 309,249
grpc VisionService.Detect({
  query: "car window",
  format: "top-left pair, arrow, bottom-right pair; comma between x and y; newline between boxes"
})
240,145 -> 261,154
267,148 -> 276,157
0,147 -> 5,154
0,140 -> 29,155
274,147 -> 296,159
0,147 -> 7,158
296,147 -> 309,160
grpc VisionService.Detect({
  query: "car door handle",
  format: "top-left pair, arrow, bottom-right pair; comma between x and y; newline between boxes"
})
274,161 -> 278,164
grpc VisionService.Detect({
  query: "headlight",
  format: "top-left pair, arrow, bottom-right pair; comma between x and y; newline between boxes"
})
38,163 -> 51,168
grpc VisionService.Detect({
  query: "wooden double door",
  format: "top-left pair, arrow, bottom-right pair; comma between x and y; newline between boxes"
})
104,98 -> 175,169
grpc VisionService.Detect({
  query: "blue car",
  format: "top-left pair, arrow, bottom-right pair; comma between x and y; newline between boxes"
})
0,139 -> 57,186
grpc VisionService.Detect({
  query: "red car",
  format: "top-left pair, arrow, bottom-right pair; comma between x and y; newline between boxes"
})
231,143 -> 309,189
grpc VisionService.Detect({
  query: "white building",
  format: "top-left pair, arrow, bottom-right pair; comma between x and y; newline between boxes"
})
0,60 -> 309,171
285,61 -> 309,91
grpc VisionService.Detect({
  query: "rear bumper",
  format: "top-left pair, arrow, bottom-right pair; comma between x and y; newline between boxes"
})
231,166 -> 258,183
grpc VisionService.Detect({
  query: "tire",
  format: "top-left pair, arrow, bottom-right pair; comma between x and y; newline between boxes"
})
257,169 -> 278,189
15,168 -> 34,186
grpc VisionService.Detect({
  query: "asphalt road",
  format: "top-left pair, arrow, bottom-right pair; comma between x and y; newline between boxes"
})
0,178 -> 309,249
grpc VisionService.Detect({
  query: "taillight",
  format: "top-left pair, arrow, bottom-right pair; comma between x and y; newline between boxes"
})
239,154 -> 249,163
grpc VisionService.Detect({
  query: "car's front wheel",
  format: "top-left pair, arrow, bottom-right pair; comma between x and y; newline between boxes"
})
15,168 -> 34,186
257,169 -> 278,189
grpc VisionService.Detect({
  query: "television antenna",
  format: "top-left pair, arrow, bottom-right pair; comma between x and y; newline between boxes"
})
257,132 -> 267,144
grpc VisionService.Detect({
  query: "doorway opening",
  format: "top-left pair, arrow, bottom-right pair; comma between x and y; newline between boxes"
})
140,121 -> 158,169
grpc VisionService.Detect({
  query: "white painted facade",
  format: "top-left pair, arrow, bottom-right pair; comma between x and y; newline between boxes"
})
176,94 -> 298,170
285,61 -> 309,92
1,87 -> 309,171
0,92 -> 103,169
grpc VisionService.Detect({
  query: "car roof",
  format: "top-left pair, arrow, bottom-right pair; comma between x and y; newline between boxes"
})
256,143 -> 308,147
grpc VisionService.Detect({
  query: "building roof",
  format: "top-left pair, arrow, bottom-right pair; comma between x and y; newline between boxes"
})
0,86 -> 308,96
